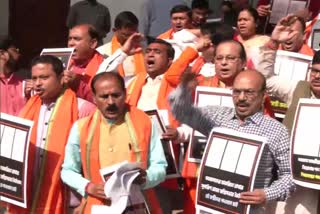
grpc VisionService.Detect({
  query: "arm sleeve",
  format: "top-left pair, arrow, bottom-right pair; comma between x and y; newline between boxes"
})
264,129 -> 295,201
168,85 -> 216,136
164,47 -> 199,87
96,49 -> 128,74
143,120 -> 168,189
61,122 -> 90,197
256,45 -> 297,106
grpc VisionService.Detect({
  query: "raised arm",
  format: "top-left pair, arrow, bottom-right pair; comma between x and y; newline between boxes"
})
168,73 -> 218,136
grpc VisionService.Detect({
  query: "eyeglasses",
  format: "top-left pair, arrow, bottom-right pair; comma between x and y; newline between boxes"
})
214,55 -> 240,63
232,89 -> 261,97
309,67 -> 320,76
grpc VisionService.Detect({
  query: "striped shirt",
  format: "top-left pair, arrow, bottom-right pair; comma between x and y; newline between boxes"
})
169,85 -> 295,202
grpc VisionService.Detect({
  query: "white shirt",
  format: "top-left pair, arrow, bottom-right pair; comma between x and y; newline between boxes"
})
137,75 -> 163,111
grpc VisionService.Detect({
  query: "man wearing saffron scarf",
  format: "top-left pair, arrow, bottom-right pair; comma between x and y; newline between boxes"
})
64,24 -> 104,103
7,55 -> 95,214
61,72 -> 167,213
158,4 -> 192,40
97,11 -> 146,78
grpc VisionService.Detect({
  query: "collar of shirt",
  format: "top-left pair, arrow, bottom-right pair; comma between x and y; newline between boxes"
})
145,74 -> 164,84
41,102 -> 56,111
311,90 -> 318,99
199,63 -> 215,77
0,72 -> 15,84
227,109 -> 264,125
72,63 -> 88,75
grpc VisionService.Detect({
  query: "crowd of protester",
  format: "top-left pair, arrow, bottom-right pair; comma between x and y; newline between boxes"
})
1,0 -> 320,213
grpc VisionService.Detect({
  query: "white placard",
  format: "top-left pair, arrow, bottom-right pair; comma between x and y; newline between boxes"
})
290,99 -> 320,190
40,48 -> 74,69
196,127 -> 266,214
188,87 -> 233,163
0,112 -> 33,208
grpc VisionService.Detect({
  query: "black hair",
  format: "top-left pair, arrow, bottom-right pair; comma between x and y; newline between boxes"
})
214,40 -> 247,62
312,50 -> 320,65
170,4 -> 192,18
0,36 -> 16,50
221,1 -> 233,9
294,16 -> 306,33
91,72 -> 125,95
200,22 -> 235,46
148,38 -> 175,59
31,55 -> 64,76
87,24 -> 100,41
239,7 -> 259,23
191,0 -> 209,10
114,11 -> 139,29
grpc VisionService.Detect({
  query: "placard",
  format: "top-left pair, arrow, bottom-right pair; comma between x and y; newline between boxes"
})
145,110 -> 179,178
269,0 -> 309,24
0,113 -> 33,208
270,50 -> 312,119
311,29 -> 320,51
188,87 -> 233,163
40,48 -> 74,69
290,99 -> 320,190
196,127 -> 266,214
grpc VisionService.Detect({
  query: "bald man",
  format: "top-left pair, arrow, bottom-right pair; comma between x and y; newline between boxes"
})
169,70 -> 295,212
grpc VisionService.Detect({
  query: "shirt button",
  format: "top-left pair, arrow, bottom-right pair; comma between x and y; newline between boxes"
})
45,122 -> 48,125
42,138 -> 46,141
108,148 -> 113,152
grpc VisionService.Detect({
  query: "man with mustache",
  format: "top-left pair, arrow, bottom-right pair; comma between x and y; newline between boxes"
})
158,4 -> 192,40
169,69 -> 294,212
269,50 -> 320,214
61,72 -> 167,213
164,30 -> 274,213
7,55 -> 95,213
64,24 -> 104,103
125,39 -> 186,213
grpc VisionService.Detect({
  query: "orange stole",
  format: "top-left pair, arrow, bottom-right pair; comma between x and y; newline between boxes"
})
191,56 -> 205,74
78,108 -> 162,214
279,44 -> 314,56
126,73 -> 181,189
158,29 -> 174,39
304,14 -> 319,43
111,36 -> 146,77
165,47 -> 199,87
8,89 -> 78,214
